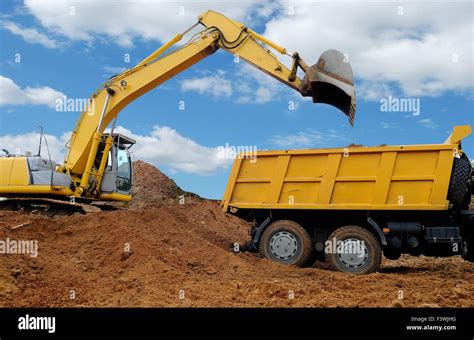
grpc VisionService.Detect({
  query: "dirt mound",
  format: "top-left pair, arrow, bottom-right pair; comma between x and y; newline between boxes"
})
0,161 -> 473,307
127,160 -> 197,209
0,202 -> 253,307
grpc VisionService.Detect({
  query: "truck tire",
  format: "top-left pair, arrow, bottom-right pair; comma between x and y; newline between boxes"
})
462,242 -> 474,262
259,220 -> 313,267
448,157 -> 472,209
326,226 -> 382,275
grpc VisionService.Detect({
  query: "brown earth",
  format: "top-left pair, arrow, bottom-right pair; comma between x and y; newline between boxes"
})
126,160 -> 192,209
0,161 -> 473,307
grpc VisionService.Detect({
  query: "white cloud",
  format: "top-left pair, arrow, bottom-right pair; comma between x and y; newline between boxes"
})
381,122 -> 395,129
14,1 -> 474,101
0,131 -> 70,163
13,0 -> 473,106
0,126 -> 234,175
102,66 -> 127,75
417,118 -> 437,129
182,64 -> 290,104
1,21 -> 60,48
263,1 -> 473,99
182,64 -> 286,104
181,70 -> 232,98
269,129 -> 346,148
113,126 -> 233,175
0,75 -> 65,108
358,82 -> 395,101
235,63 -> 283,104
24,0 -> 262,47
254,1 -> 281,19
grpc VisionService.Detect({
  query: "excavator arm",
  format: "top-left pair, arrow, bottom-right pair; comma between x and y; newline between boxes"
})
60,10 -> 356,198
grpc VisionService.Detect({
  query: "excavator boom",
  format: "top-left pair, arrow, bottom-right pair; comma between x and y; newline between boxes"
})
1,10 -> 356,204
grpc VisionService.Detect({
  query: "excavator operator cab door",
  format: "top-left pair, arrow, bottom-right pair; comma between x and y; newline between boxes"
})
116,146 -> 132,192
99,133 -> 135,196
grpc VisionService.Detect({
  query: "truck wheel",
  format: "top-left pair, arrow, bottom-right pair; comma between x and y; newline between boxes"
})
462,242 -> 474,262
448,157 -> 472,209
259,220 -> 312,267
326,226 -> 382,275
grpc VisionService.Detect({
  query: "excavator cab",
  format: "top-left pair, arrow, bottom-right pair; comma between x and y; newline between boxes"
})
301,49 -> 356,125
98,133 -> 135,198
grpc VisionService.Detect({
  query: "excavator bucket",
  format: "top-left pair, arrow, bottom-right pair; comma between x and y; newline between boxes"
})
301,49 -> 356,125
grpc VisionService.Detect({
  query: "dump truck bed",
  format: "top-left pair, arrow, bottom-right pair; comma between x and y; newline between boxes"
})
221,126 -> 472,212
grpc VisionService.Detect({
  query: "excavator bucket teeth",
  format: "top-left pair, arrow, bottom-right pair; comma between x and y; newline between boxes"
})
301,49 -> 356,125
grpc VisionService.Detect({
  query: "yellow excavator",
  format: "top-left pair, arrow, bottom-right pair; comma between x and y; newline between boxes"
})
0,10 -> 356,211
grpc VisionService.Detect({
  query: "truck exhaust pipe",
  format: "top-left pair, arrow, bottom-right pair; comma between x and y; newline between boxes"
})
300,49 -> 356,125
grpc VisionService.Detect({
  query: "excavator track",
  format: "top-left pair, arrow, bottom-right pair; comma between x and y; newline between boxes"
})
0,197 -> 102,215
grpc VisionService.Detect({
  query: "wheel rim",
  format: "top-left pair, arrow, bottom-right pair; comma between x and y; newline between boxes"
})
269,231 -> 298,260
336,238 -> 369,268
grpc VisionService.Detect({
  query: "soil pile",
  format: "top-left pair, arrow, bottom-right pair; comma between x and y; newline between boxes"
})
0,161 -> 473,307
127,160 -> 191,209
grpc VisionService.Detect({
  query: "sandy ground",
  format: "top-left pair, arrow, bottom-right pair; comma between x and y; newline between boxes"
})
0,161 -> 472,307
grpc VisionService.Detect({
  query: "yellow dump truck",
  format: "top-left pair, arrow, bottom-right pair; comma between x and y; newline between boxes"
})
222,126 -> 474,274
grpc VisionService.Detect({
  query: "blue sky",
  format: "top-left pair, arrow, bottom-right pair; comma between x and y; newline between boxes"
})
0,0 -> 473,198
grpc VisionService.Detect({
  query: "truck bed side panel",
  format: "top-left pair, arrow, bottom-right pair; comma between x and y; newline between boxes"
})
222,144 -> 456,211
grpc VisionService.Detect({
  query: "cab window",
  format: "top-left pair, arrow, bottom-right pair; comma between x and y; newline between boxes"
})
116,147 -> 131,192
